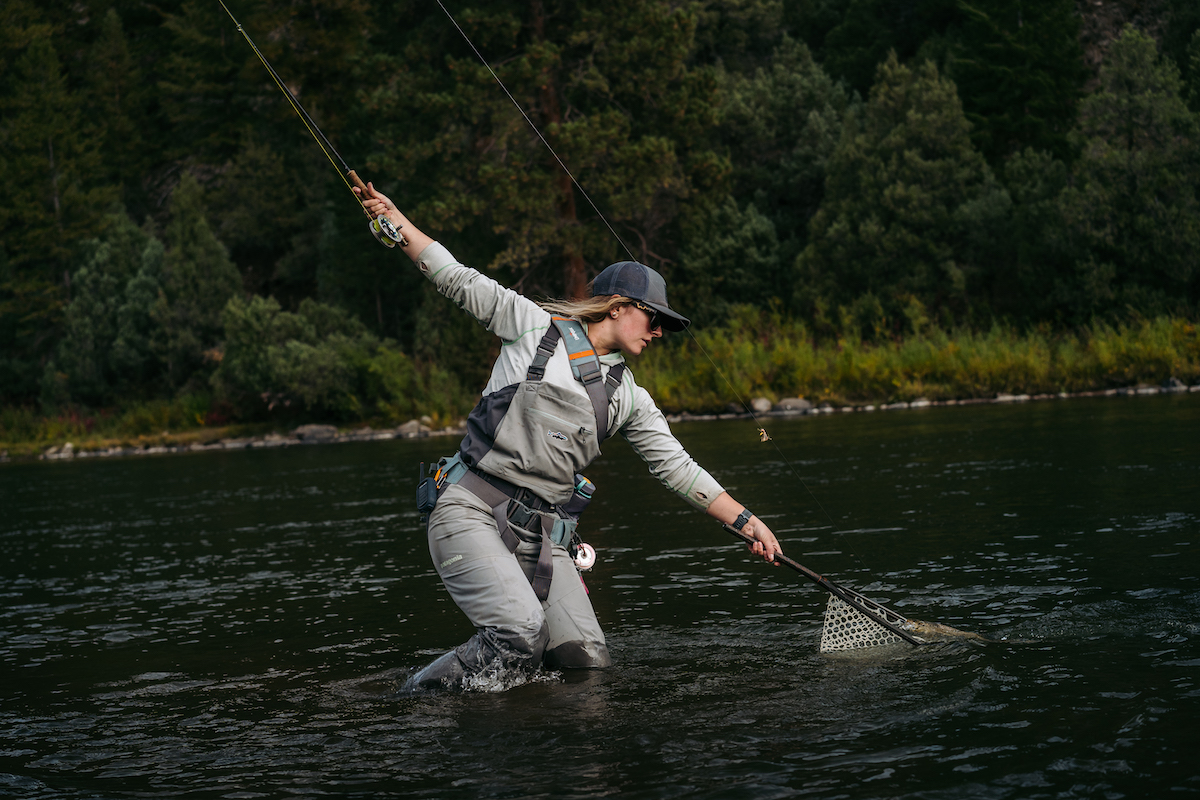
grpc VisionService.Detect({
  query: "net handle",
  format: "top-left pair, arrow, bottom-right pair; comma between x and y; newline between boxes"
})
722,523 -> 926,647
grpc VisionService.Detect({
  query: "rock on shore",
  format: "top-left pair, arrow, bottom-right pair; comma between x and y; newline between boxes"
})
10,375 -> 1198,463
28,419 -> 467,462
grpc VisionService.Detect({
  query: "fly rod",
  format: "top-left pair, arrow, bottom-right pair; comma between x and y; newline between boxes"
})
216,0 -> 407,248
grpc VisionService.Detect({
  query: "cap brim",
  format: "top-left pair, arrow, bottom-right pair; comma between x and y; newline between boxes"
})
645,302 -> 689,332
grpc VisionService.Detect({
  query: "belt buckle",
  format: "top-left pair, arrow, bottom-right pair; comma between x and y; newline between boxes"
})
506,499 -> 536,530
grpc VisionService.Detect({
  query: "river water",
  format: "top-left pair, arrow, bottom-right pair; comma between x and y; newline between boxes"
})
1,394 -> 1198,799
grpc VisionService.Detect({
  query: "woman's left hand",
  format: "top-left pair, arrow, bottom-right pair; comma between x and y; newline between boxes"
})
705,492 -> 782,564
743,516 -> 782,564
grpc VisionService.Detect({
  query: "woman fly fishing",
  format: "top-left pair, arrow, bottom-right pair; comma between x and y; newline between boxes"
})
356,183 -> 781,693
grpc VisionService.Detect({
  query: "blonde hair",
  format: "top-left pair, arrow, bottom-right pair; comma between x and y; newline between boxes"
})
538,295 -> 634,324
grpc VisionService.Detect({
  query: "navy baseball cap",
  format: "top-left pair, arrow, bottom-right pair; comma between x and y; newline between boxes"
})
591,261 -> 690,331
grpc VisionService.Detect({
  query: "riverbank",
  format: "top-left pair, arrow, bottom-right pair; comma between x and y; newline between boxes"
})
5,377 -> 1195,465
5,315 -> 1198,464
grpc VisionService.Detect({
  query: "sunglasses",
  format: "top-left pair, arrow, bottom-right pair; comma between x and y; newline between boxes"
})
629,301 -> 664,331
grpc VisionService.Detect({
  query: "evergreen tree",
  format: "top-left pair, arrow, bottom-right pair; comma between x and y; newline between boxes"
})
49,208 -> 157,406
159,0 -> 375,305
1000,147 -> 1071,321
713,36 -> 852,272
85,8 -> 150,218
1163,0 -> 1200,107
1057,27 -> 1200,320
0,38 -> 111,275
796,53 -> 1010,335
208,132 -> 305,298
693,0 -> 785,74
367,0 -> 725,300
152,173 -> 243,389
946,0 -> 1087,163
0,34 -> 114,402
815,0 -> 960,95
112,235 -> 167,392
677,197 -> 781,325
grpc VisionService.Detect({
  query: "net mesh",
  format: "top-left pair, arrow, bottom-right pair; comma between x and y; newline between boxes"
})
820,594 -> 906,652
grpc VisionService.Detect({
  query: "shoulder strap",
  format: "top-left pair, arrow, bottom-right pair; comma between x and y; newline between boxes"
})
526,325 -> 561,383
552,317 -> 610,438
605,363 -> 626,403
524,317 -> 622,440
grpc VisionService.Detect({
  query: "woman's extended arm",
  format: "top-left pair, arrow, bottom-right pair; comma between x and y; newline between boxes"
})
706,492 -> 782,563
355,183 -> 434,261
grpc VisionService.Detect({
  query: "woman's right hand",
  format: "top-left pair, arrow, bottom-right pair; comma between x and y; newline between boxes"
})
354,182 -> 397,224
352,183 -> 435,258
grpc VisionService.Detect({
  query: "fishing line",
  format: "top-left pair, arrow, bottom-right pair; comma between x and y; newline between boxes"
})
433,0 -> 842,540
433,0 -> 636,261
218,0 -> 409,247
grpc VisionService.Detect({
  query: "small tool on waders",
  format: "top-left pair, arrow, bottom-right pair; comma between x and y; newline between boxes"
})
216,0 -> 406,249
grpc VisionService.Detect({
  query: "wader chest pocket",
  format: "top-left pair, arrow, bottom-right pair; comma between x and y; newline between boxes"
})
477,381 -> 600,501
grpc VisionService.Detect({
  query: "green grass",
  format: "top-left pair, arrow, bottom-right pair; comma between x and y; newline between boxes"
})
636,311 -> 1200,412
0,395 -> 273,459
4,314 -> 1198,458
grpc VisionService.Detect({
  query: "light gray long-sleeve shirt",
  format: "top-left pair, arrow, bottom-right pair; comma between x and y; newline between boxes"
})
416,242 -> 725,511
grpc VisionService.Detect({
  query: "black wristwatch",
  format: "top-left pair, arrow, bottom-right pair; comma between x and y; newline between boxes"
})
732,508 -> 753,531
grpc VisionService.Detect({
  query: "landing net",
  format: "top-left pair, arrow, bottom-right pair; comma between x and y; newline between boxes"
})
820,594 -> 905,652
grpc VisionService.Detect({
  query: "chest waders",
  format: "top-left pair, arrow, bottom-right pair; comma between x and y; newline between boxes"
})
424,318 -> 625,601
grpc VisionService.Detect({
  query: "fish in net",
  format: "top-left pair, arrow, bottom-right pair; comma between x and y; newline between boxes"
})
725,523 -> 984,652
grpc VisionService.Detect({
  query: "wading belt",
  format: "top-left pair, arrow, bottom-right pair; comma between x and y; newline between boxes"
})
456,467 -> 558,601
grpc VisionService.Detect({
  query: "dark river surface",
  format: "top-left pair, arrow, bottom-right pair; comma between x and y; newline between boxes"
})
2,394 -> 1198,799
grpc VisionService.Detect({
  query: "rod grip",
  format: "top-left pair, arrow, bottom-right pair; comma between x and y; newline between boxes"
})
347,170 -> 373,217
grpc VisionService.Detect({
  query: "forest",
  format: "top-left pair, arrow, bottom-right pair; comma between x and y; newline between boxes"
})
3,0 -> 1200,445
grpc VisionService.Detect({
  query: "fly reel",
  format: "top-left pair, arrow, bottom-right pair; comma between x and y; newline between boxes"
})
370,215 -> 409,248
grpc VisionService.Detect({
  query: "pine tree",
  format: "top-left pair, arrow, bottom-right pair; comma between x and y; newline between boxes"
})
85,8 -> 149,217
816,0 -> 960,95
1057,27 -> 1200,320
51,208 -> 156,405
947,0 -> 1087,163
0,34 -> 114,402
795,53 -> 1010,334
112,235 -> 167,392
1163,0 -> 1200,106
152,173 -> 244,389
677,197 -> 781,325
1001,147 -> 1071,322
0,37 -> 111,276
367,0 -> 724,299
714,36 -> 852,268
158,0 -> 376,306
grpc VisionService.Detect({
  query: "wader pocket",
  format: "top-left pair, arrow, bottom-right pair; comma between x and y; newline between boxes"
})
416,462 -> 438,520
549,517 -> 577,547
477,382 -> 601,503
